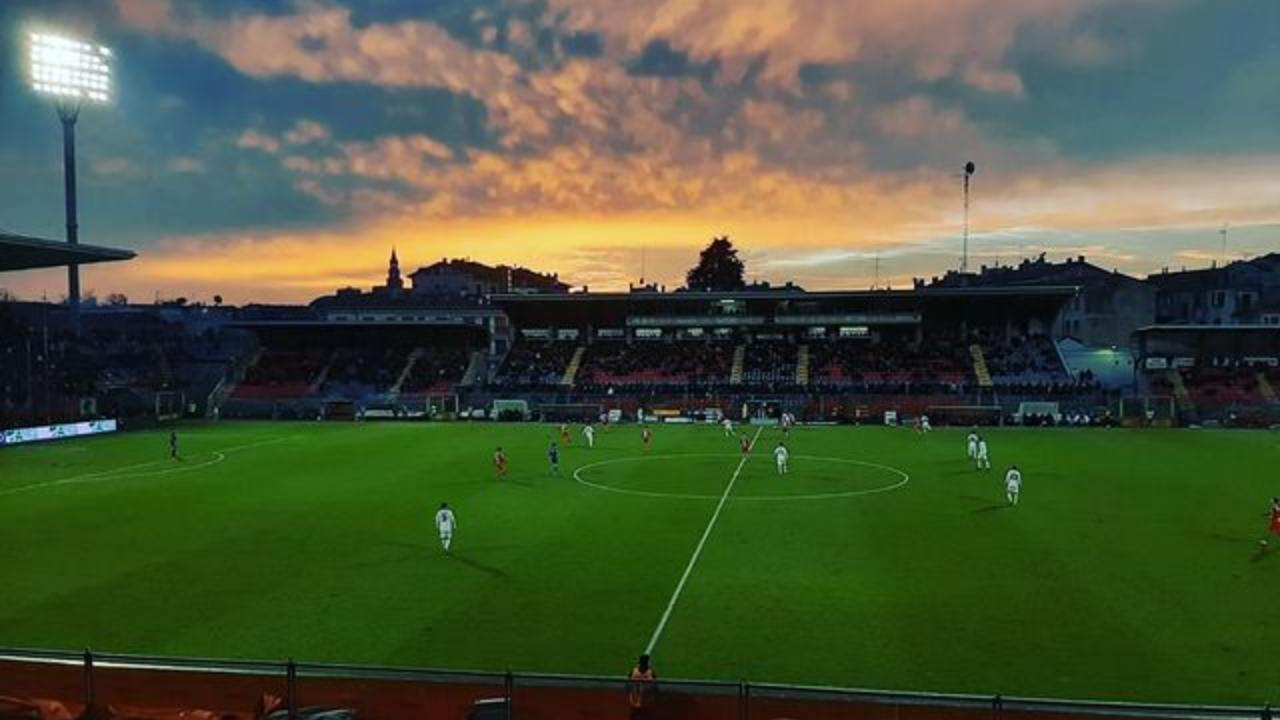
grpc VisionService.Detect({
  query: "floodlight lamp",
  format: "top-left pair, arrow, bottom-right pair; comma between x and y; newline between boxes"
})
29,31 -> 112,104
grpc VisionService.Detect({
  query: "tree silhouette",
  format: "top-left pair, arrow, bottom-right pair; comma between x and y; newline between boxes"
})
685,236 -> 745,291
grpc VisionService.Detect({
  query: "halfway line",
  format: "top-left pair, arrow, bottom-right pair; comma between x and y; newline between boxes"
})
645,425 -> 762,655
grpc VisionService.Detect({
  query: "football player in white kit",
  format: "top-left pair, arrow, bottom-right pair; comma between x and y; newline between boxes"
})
435,502 -> 457,552
976,436 -> 991,470
920,414 -> 932,433
966,430 -> 979,460
1005,466 -> 1022,505
583,423 -> 596,448
774,442 -> 790,475
722,417 -> 734,437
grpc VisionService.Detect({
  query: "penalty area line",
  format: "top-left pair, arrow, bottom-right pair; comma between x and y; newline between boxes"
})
644,426 -> 762,656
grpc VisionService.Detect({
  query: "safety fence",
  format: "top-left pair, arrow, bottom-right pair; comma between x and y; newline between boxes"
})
0,649 -> 1270,720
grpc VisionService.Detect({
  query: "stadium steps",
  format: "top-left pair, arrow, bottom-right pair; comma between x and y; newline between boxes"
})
307,350 -> 339,395
390,348 -> 425,394
561,346 -> 586,386
220,347 -> 264,401
459,350 -> 486,388
969,344 -> 993,388
1166,370 -> 1196,415
153,343 -> 173,386
796,344 -> 810,385
730,345 -> 746,385
1257,372 -> 1277,403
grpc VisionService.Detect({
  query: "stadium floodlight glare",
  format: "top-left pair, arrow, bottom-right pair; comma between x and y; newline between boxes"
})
27,30 -> 115,335
29,32 -> 112,104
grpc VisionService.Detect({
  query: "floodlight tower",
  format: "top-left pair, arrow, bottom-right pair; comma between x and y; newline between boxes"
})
28,32 -> 113,334
961,161 -> 975,273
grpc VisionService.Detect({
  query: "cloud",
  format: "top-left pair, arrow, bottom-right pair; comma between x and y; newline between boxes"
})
52,0 -> 1270,306
167,156 -> 206,174
235,129 -> 282,154
551,0 -> 1112,92
91,157 -> 139,178
872,97 -> 972,140
561,31 -> 604,58
283,119 -> 331,145
114,0 -> 173,33
627,39 -> 711,78
134,3 -> 523,96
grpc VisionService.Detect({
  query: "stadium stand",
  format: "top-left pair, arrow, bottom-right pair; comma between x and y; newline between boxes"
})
493,341 -> 579,388
320,346 -> 412,397
234,348 -> 330,400
8,280 -> 1277,429
808,333 -> 970,393
0,303 -> 246,426
742,341 -> 798,387
399,346 -> 472,395
576,340 -> 735,390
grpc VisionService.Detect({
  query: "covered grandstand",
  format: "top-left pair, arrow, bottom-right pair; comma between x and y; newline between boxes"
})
0,230 -> 135,271
1,230 -> 140,427
1135,324 -> 1280,427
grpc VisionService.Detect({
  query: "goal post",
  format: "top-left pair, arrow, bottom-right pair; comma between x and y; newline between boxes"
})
742,399 -> 783,423
491,399 -> 530,421
1118,395 -> 1176,427
425,393 -> 459,418
322,400 -> 357,420
155,390 -> 184,422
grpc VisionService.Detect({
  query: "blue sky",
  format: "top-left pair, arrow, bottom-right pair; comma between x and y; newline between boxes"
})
1,0 -> 1277,303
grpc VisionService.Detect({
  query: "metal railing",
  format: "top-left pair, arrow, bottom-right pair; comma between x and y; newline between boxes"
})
0,647 -> 1269,720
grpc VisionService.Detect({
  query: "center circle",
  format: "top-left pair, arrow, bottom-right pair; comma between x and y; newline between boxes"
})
573,453 -> 909,501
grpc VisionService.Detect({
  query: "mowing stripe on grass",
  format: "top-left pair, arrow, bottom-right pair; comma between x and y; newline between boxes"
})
645,426 -> 762,655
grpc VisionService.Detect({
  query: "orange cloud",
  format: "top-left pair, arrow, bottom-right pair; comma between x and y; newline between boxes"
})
72,0 -> 1273,306
551,0 -> 1113,92
42,148 -> 1267,304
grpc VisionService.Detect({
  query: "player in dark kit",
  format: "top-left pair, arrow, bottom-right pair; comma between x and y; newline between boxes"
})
641,426 -> 653,453
169,431 -> 179,460
740,434 -> 753,456
548,442 -> 561,476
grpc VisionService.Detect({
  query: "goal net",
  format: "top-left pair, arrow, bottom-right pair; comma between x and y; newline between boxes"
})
491,399 -> 530,421
1118,396 -> 1176,427
425,393 -> 459,418
155,391 -> 184,422
742,399 -> 783,423
1014,401 -> 1059,425
323,400 -> 357,421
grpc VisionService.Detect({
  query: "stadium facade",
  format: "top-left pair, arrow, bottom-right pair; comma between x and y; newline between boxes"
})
3,252 -> 1278,431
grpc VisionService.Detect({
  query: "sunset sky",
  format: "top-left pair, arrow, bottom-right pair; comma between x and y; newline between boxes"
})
1,0 -> 1278,304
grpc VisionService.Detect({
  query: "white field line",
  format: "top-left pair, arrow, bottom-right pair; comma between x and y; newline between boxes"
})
0,435 -> 296,498
645,426 -> 762,656
573,453 -> 909,501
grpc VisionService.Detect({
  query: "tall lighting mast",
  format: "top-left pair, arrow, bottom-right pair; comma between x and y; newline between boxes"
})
28,31 -> 114,334
961,161 -> 975,273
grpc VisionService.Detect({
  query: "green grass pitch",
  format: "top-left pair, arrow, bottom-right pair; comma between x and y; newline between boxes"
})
1,421 -> 1276,704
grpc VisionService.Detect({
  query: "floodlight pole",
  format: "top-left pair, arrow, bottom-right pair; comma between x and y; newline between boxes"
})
959,161 -> 976,274
58,102 -> 82,335
962,173 -> 969,273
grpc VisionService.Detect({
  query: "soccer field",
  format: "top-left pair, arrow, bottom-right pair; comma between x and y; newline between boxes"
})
0,421 -> 1276,704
